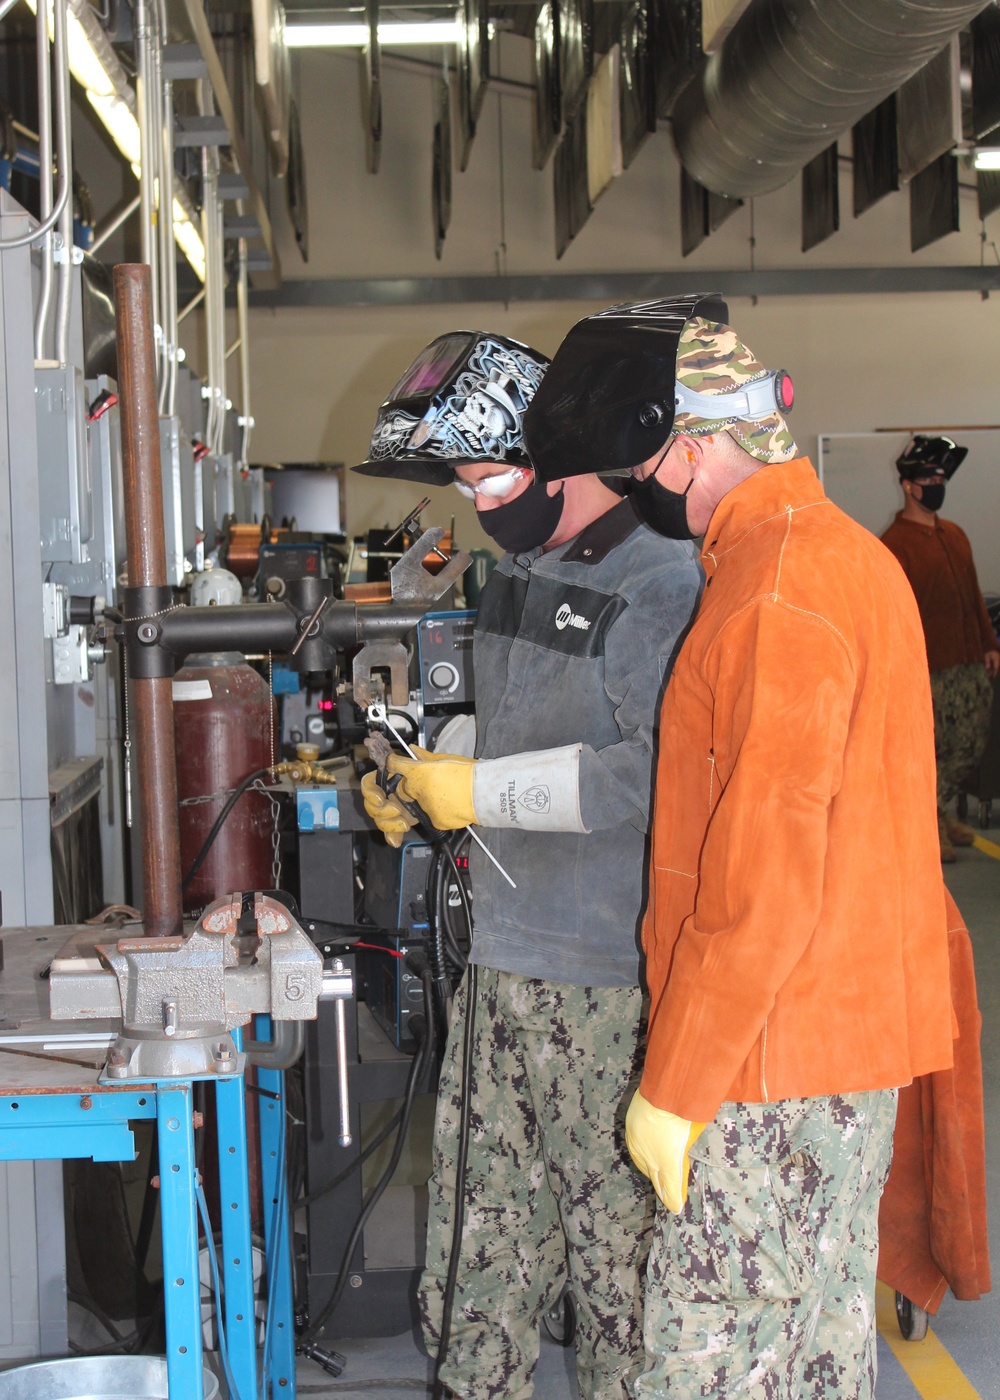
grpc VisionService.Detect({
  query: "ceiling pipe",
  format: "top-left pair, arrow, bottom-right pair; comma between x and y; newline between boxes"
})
672,0 -> 991,199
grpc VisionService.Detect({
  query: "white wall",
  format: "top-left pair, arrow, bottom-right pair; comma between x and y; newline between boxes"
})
170,44 -> 1000,548
193,290 -> 999,549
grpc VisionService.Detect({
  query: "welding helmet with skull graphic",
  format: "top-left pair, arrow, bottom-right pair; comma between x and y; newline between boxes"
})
353,331 -> 551,486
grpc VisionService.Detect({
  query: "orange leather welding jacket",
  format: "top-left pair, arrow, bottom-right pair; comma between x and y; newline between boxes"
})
641,458 -> 955,1123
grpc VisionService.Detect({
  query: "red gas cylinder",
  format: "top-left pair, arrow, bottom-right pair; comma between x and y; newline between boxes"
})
173,652 -> 276,913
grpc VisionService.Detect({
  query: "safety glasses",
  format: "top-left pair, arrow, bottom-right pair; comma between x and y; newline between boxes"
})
453,466 -> 532,500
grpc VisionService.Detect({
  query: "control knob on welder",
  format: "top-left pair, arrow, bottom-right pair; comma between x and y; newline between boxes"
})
428,661 -> 460,694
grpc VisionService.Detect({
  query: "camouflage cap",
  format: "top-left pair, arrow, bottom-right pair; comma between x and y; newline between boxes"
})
672,319 -> 798,463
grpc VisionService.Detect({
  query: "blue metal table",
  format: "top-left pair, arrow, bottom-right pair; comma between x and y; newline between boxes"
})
0,928 -> 296,1399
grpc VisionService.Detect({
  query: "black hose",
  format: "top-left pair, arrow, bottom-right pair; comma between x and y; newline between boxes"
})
432,961 -> 478,1400
181,767 -> 271,893
300,973 -> 435,1346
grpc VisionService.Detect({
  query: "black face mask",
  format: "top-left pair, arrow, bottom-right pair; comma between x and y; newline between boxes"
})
477,473 -> 565,553
915,482 -> 945,513
631,470 -> 699,540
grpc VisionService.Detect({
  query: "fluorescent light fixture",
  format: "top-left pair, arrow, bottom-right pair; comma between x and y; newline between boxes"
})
286,20 -> 462,46
27,0 -> 207,281
25,0 -> 115,97
173,214 -> 207,283
87,91 -> 142,165
974,148 -> 1000,171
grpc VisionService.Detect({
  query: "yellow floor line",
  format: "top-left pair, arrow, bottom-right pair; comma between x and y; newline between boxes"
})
971,833 -> 1000,862
875,1281 -> 982,1399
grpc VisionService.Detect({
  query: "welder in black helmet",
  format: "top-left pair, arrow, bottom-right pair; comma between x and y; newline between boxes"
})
881,436 -> 999,861
354,326 -> 703,1400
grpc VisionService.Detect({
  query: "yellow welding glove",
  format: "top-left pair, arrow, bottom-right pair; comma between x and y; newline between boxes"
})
625,1089 -> 707,1213
360,769 -> 419,848
387,749 -> 477,830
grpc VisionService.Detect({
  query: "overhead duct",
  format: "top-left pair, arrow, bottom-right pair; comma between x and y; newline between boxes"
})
672,0 -> 991,199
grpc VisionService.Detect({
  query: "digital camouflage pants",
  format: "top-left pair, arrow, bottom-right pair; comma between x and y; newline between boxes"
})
931,662 -> 993,806
637,1089 -> 897,1400
419,967 -> 654,1400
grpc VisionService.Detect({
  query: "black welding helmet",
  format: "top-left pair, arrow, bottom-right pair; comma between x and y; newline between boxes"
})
353,331 -> 551,486
523,294 -> 732,481
896,435 -> 967,481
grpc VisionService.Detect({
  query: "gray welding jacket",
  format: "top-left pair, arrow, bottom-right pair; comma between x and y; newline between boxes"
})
468,498 -> 703,988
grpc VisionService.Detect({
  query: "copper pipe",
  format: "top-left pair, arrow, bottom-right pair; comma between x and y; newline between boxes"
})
114,264 -> 183,938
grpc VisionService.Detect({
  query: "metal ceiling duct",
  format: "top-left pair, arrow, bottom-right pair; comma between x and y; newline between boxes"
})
672,0 -> 992,198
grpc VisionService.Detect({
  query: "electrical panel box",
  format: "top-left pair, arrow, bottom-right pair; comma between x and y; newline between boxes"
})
211,453 -> 235,527
84,375 -> 125,604
35,365 -> 93,576
160,416 -> 196,587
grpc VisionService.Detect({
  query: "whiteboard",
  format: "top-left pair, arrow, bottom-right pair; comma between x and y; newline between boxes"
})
817,431 -> 1000,596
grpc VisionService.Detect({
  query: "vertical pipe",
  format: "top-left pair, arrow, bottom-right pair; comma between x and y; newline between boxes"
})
214,192 -> 226,455
134,0 -> 157,304
114,263 -> 183,939
162,78 -> 179,417
236,239 -> 252,467
199,114 -> 219,456
33,0 -> 53,360
157,74 -> 174,416
53,0 -> 73,365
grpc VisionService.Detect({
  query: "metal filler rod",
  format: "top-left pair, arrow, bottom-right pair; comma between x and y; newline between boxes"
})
368,704 -> 517,889
114,263 -> 184,938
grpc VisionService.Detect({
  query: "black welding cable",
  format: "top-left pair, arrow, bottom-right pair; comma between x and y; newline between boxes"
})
296,1104 -> 404,1210
440,839 -> 473,975
427,845 -> 449,990
181,767 -> 271,892
432,961 -> 478,1400
301,973 -> 435,1346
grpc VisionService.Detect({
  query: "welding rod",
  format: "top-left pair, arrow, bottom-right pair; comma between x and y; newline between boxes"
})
373,707 -> 517,890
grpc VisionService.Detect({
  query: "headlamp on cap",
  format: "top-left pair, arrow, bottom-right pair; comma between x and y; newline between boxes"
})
674,367 -> 794,424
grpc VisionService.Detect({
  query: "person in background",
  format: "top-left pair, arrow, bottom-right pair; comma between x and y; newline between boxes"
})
523,301 -> 956,1399
880,436 -> 999,861
354,326 -> 703,1400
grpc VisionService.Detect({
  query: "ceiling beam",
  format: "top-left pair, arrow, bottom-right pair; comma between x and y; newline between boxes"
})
245,265 -> 1000,308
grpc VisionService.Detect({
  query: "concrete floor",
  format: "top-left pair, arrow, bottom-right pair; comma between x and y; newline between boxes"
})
300,827 -> 1000,1400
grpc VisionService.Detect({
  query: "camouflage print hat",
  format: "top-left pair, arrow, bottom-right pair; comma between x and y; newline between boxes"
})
672,319 -> 798,463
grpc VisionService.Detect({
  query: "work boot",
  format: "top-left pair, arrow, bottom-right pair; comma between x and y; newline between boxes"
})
938,814 -> 957,863
946,814 -> 976,847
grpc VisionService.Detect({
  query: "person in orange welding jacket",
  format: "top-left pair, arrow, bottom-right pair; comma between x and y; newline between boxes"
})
523,301 -> 957,1399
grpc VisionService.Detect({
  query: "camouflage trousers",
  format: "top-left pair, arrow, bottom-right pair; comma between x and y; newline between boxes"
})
931,662 -> 993,806
637,1089 -> 897,1400
419,966 -> 654,1400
